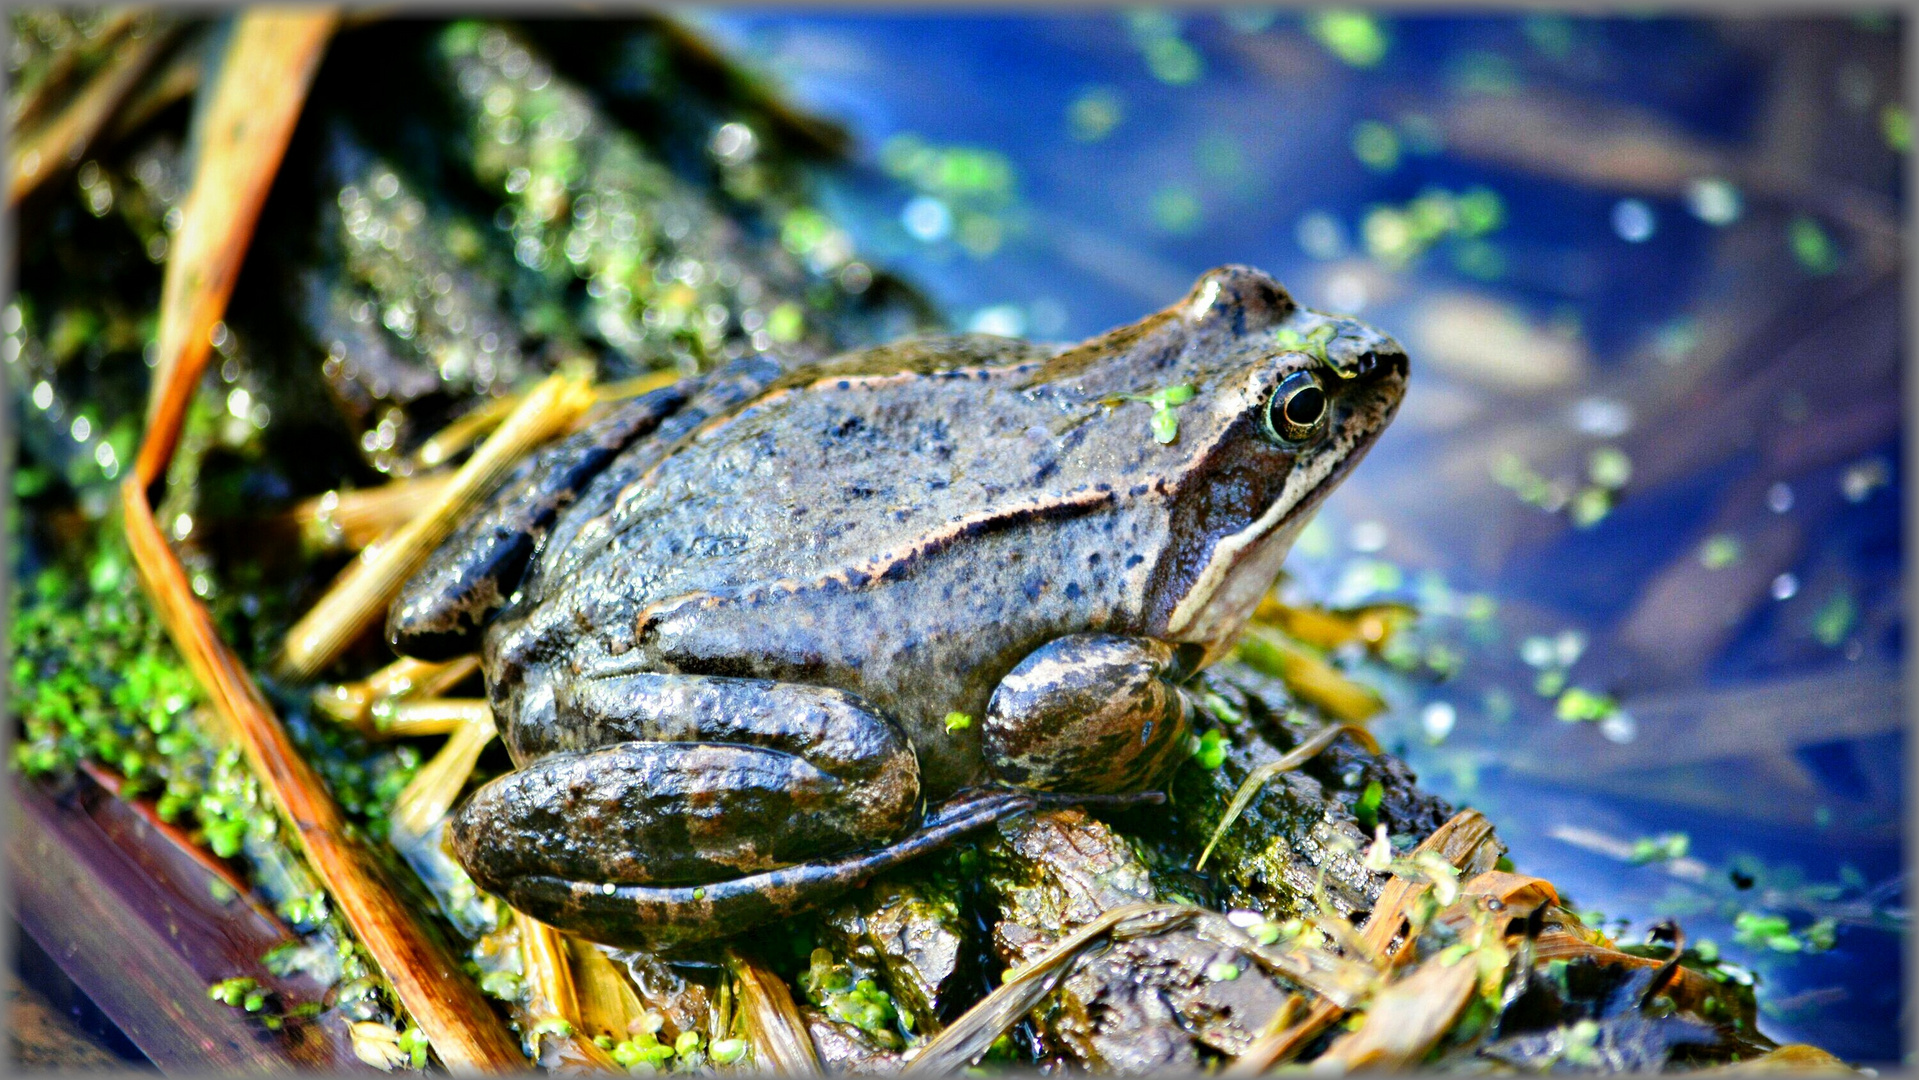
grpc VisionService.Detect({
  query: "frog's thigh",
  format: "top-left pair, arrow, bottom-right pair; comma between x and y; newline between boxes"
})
983,633 -> 1195,793
453,673 -> 921,890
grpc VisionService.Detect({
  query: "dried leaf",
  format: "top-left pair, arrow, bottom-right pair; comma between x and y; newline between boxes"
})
1315,952 -> 1480,1070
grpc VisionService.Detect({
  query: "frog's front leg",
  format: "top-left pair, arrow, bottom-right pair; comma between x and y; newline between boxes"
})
447,673 -> 1030,948
983,633 -> 1199,793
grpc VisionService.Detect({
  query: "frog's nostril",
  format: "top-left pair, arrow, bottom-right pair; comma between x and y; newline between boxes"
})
1355,347 -> 1408,382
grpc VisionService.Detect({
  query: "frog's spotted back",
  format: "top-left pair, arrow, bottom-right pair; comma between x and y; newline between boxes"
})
395,265 -> 1408,948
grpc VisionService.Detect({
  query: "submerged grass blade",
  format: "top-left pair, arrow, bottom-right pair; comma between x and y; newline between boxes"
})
313,654 -> 482,730
278,371 -> 596,680
293,473 -> 458,554
391,707 -> 496,839
1234,623 -> 1387,721
413,368 -> 680,469
569,938 -> 649,1044
1196,722 -> 1381,871
516,914 -> 619,1070
376,698 -> 494,739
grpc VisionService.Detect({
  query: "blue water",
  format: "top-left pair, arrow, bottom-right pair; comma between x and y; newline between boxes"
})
686,10 -> 1906,1064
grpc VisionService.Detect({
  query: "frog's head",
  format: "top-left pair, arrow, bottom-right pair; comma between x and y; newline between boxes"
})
1055,265 -> 1408,665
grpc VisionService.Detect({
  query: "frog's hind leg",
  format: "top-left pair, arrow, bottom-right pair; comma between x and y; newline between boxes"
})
498,788 -> 1036,951
389,356 -> 784,659
449,671 -> 949,945
386,382 -> 693,658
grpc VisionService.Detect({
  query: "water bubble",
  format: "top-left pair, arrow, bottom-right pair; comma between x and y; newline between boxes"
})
1685,177 -> 1743,225
1296,211 -> 1347,260
710,122 -> 758,166
1571,397 -> 1632,437
1421,701 -> 1457,742
1841,458 -> 1888,502
1611,199 -> 1656,243
1350,120 -> 1400,171
1771,573 -> 1799,601
1350,520 -> 1388,553
31,381 -> 53,410
901,196 -> 952,242
1068,86 -> 1124,142
499,45 -> 530,81
1598,710 -> 1637,744
968,305 -> 1025,337
70,415 -> 91,442
1554,629 -> 1586,667
1766,482 -> 1794,514
838,262 -> 873,295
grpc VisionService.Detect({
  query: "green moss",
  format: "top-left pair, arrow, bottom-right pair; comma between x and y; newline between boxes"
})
799,947 -> 905,1050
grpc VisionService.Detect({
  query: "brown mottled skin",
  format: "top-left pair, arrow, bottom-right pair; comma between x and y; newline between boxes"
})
392,266 -> 1408,949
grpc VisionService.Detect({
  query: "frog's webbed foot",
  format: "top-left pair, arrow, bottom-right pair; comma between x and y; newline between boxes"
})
1026,788 -> 1168,810
499,788 -> 1036,951
983,633 -> 1197,793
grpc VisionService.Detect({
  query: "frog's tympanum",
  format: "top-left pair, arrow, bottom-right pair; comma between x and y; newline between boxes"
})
389,266 -> 1407,948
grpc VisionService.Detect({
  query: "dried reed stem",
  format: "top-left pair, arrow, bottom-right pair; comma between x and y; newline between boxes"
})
122,480 -> 524,1070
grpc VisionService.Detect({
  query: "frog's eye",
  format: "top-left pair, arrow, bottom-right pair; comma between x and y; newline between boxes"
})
1266,370 -> 1328,443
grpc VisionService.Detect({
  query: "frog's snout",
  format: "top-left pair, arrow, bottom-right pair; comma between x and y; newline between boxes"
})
1326,320 -> 1409,385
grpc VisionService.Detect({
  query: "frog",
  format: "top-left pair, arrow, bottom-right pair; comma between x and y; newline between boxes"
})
387,265 -> 1408,949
